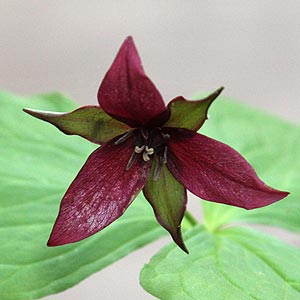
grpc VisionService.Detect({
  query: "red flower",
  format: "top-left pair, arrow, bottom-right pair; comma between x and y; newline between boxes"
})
24,37 -> 289,253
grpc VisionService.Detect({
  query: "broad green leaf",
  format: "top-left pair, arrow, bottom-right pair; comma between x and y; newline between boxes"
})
199,96 -> 300,232
0,91 -> 165,300
140,226 -> 300,300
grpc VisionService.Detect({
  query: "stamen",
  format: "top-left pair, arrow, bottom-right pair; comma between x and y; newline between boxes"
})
143,151 -> 151,162
145,146 -> 154,155
115,130 -> 134,145
134,145 -> 145,153
163,146 -> 168,164
126,152 -> 137,170
141,146 -> 155,162
154,156 -> 164,181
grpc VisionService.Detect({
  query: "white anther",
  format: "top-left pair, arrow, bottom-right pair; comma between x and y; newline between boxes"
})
134,145 -> 145,153
134,145 -> 154,162
142,146 -> 154,162
145,146 -> 154,155
143,151 -> 151,162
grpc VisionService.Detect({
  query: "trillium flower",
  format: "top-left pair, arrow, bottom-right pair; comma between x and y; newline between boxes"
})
24,37 -> 289,253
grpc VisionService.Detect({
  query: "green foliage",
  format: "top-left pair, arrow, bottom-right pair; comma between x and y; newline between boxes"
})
140,226 -> 300,300
0,91 -> 165,300
1,91 -> 299,299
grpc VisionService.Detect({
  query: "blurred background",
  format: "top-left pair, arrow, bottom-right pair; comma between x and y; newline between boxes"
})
0,1 -> 299,299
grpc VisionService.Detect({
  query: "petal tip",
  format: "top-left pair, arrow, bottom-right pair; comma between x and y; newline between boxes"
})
243,190 -> 290,210
47,237 -> 60,247
47,241 -> 55,247
277,190 -> 290,198
125,35 -> 134,42
47,230 -> 68,247
47,232 -> 78,247
121,35 -> 136,51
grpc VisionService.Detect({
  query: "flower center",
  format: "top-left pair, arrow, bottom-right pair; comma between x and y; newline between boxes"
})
115,127 -> 170,180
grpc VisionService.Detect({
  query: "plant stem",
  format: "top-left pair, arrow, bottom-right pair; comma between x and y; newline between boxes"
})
182,210 -> 198,230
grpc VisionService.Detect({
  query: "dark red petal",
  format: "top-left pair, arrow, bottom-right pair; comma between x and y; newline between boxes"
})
23,106 -> 130,144
164,87 -> 224,131
47,136 -> 152,246
98,36 -> 168,127
143,157 -> 188,253
166,128 -> 289,210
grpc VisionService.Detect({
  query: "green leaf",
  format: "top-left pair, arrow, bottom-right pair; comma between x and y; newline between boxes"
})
164,87 -> 223,131
140,225 -> 300,300
23,105 -> 129,144
199,97 -> 300,232
0,91 -> 165,300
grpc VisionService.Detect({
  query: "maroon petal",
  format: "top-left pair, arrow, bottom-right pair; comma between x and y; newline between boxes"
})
143,158 -> 188,253
48,136 -> 152,246
23,106 -> 130,144
98,36 -> 169,127
166,128 -> 289,210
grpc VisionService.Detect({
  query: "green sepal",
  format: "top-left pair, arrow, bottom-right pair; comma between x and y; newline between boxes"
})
23,105 -> 130,144
143,158 -> 188,253
164,87 -> 223,131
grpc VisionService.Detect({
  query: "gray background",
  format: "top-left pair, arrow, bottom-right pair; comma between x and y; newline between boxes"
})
1,1 -> 299,299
